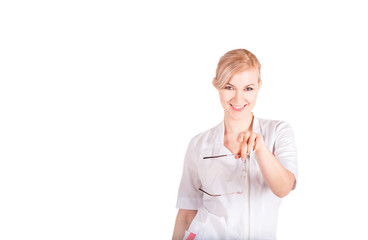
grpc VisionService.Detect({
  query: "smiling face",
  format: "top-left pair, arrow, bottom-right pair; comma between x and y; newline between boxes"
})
218,68 -> 261,120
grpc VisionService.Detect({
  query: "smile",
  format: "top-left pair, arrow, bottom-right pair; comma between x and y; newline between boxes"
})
230,104 -> 247,111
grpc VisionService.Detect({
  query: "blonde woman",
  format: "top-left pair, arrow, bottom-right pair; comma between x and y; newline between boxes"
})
172,49 -> 298,240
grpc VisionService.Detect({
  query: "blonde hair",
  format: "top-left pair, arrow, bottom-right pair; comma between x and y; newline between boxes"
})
213,49 -> 261,89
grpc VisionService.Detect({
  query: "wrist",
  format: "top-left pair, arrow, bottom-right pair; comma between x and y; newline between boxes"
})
254,138 -> 268,157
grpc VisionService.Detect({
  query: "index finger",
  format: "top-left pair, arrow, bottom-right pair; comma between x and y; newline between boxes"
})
240,131 -> 251,160
238,132 -> 244,143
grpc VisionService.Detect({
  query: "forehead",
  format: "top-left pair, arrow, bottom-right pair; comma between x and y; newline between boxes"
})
228,68 -> 259,86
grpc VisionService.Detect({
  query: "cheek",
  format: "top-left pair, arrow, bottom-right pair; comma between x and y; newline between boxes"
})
219,91 -> 232,103
245,92 -> 258,103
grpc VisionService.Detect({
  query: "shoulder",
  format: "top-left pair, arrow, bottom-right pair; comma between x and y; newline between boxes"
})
255,117 -> 296,150
257,117 -> 292,129
187,122 -> 222,150
255,117 -> 294,137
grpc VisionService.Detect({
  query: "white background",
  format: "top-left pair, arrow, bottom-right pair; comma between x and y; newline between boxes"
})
1,0 -> 367,239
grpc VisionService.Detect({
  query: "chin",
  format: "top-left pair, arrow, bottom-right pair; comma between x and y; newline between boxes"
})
226,109 -> 252,120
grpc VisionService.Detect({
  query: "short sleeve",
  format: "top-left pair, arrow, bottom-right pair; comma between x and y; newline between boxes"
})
273,122 -> 298,190
175,137 -> 203,209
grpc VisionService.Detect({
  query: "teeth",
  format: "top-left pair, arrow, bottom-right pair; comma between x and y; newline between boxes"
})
231,104 -> 245,109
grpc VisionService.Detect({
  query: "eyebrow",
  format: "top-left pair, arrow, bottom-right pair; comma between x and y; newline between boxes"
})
226,83 -> 255,87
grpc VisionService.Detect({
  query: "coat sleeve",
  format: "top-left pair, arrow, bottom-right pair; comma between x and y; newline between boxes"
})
175,137 -> 203,209
273,121 -> 298,190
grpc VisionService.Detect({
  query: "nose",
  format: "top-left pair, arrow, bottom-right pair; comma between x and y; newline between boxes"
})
234,90 -> 244,103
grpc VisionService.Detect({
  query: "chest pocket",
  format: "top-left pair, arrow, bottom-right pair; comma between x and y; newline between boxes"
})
198,153 -> 246,196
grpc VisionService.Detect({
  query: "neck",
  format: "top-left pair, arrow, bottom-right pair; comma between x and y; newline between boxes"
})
224,113 -> 254,135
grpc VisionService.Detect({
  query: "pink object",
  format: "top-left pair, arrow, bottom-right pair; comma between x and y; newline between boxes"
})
186,232 -> 196,240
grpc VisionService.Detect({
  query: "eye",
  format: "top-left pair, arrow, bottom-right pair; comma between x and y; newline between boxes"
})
224,85 -> 234,90
245,87 -> 253,91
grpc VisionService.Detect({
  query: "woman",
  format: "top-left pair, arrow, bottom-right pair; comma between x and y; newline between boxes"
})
172,49 -> 297,240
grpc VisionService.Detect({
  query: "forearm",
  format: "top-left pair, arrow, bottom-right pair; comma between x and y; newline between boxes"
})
172,209 -> 197,240
172,220 -> 189,240
255,147 -> 295,198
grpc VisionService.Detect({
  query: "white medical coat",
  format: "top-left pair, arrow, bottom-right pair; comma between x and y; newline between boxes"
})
176,116 -> 298,240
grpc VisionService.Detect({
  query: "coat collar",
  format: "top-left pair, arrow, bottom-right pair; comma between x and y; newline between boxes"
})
215,115 -> 260,143
207,115 -> 260,157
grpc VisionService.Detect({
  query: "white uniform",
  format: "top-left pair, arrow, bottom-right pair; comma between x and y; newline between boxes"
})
176,116 -> 298,240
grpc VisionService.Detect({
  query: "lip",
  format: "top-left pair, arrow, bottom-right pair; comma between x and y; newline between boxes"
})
230,104 -> 247,112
